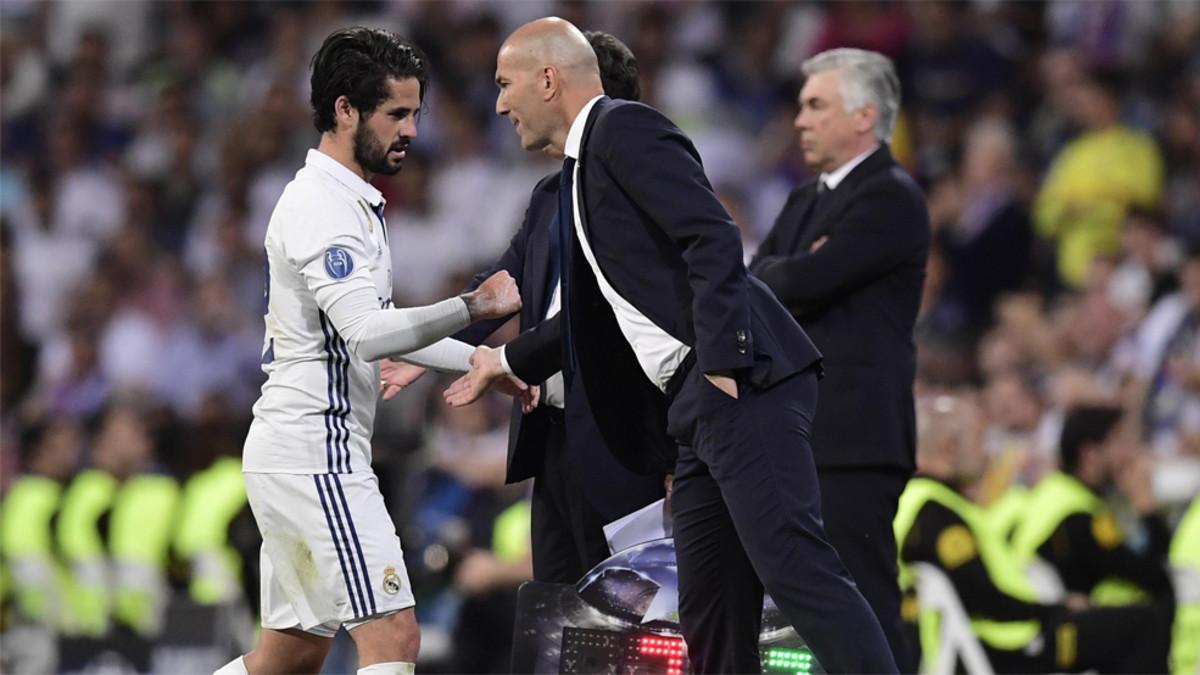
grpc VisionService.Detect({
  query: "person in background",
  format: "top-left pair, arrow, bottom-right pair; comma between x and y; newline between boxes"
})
1011,405 -> 1174,668
1033,66 -> 1164,289
899,395 -> 1172,673
750,47 -> 929,672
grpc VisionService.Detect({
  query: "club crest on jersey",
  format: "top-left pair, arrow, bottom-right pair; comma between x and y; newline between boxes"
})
382,566 -> 403,595
324,247 -> 354,279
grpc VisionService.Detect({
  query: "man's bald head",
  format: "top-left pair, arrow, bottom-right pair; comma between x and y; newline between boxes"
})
500,17 -> 602,85
495,17 -> 604,154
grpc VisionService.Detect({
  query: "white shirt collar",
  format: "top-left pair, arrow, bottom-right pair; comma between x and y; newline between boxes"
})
564,95 -> 606,160
819,145 -> 879,191
305,148 -> 385,208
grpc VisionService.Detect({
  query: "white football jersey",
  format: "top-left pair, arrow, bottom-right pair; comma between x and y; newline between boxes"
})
243,150 -> 394,474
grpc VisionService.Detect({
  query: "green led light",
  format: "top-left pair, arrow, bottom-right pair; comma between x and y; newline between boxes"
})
764,648 -> 815,674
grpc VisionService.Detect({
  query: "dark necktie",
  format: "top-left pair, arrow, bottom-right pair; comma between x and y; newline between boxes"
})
807,178 -> 836,244
558,157 -> 577,380
813,178 -> 830,215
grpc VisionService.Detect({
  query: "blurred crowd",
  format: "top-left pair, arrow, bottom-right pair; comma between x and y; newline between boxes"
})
2,0 -> 1199,672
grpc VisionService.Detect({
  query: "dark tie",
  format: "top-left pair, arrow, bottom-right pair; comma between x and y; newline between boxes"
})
807,179 -> 836,244
558,157 -> 577,380
813,178 -> 829,214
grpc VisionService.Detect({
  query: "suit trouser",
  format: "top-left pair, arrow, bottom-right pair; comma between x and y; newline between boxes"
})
530,413 -> 613,583
818,468 -> 915,672
667,365 -> 897,673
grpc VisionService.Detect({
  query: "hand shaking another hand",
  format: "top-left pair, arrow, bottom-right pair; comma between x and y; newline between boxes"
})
444,345 -> 539,412
379,359 -> 428,400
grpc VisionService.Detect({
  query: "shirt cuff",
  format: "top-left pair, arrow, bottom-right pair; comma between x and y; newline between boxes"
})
499,345 -> 515,376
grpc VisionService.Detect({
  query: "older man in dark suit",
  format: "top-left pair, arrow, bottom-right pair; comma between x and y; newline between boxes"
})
750,48 -> 930,673
453,19 -> 896,673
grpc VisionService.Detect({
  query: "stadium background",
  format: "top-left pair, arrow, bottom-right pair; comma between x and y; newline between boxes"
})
1,0 -> 1198,673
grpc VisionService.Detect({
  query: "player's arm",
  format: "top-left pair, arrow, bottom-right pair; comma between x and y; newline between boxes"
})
292,209 -> 519,363
384,339 -> 473,373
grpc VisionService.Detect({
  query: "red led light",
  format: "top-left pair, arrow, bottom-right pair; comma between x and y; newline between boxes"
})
636,633 -> 686,674
638,635 -> 686,655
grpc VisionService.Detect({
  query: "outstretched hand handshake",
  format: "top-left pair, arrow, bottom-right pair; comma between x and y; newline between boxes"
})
443,345 -> 539,412
379,345 -> 539,413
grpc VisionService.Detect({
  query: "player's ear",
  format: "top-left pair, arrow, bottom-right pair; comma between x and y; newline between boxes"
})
334,95 -> 358,130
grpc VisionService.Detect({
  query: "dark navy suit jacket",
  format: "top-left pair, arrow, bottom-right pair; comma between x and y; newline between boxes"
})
453,172 -> 662,516
750,146 -> 929,472
507,97 -> 822,475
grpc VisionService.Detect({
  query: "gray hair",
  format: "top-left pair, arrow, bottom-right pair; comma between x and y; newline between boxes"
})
802,48 -> 901,143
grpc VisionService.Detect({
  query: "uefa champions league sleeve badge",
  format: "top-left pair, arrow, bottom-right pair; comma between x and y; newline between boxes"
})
324,247 -> 355,279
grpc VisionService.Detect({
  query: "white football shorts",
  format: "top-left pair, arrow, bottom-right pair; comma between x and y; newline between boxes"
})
244,471 -> 415,637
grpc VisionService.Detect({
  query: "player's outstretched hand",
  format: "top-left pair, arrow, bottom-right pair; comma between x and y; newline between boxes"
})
444,345 -> 528,407
379,359 -> 428,400
463,271 -> 521,321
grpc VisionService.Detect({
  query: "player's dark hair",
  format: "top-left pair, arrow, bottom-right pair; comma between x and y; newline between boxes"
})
310,27 -> 429,133
585,31 -> 640,102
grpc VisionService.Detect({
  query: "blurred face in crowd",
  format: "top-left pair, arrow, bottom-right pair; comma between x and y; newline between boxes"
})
495,45 -> 556,152
962,124 -> 1016,191
917,396 -> 988,484
195,278 -> 235,335
795,69 -> 878,173
1085,422 -> 1130,491
983,374 -> 1042,432
1182,257 -> 1200,310
93,408 -> 153,478
1064,79 -> 1119,131
33,422 -> 82,481
349,76 -> 420,176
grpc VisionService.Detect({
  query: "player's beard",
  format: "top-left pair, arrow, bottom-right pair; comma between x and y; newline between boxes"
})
353,121 -> 406,176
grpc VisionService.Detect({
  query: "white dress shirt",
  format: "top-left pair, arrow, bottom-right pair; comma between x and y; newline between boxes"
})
819,145 -> 879,191
565,95 -> 691,392
499,284 -> 567,409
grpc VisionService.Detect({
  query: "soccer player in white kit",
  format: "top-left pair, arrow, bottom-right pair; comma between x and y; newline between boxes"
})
215,28 -> 520,675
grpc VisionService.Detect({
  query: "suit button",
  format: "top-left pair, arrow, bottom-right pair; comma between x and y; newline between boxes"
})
737,346 -> 747,355
736,329 -> 747,344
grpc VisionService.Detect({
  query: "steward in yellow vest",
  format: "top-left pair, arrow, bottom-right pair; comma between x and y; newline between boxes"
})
1170,497 -> 1200,675
1,420 -> 81,632
1012,406 -> 1174,609
902,397 -> 1171,673
55,468 -> 118,637
173,455 -> 248,606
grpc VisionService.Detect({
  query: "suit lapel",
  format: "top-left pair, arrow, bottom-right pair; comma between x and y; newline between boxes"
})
787,183 -> 822,252
575,97 -> 610,253
797,182 -> 854,249
796,146 -> 897,249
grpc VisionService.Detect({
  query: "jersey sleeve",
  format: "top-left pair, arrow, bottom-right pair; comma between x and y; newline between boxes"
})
283,201 -> 471,362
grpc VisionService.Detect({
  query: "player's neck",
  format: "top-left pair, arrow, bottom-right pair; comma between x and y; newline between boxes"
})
317,134 -> 371,181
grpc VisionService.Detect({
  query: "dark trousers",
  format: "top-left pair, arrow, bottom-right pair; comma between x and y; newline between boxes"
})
529,414 -> 618,583
818,468 -> 915,673
986,602 -> 1173,674
667,366 -> 897,674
